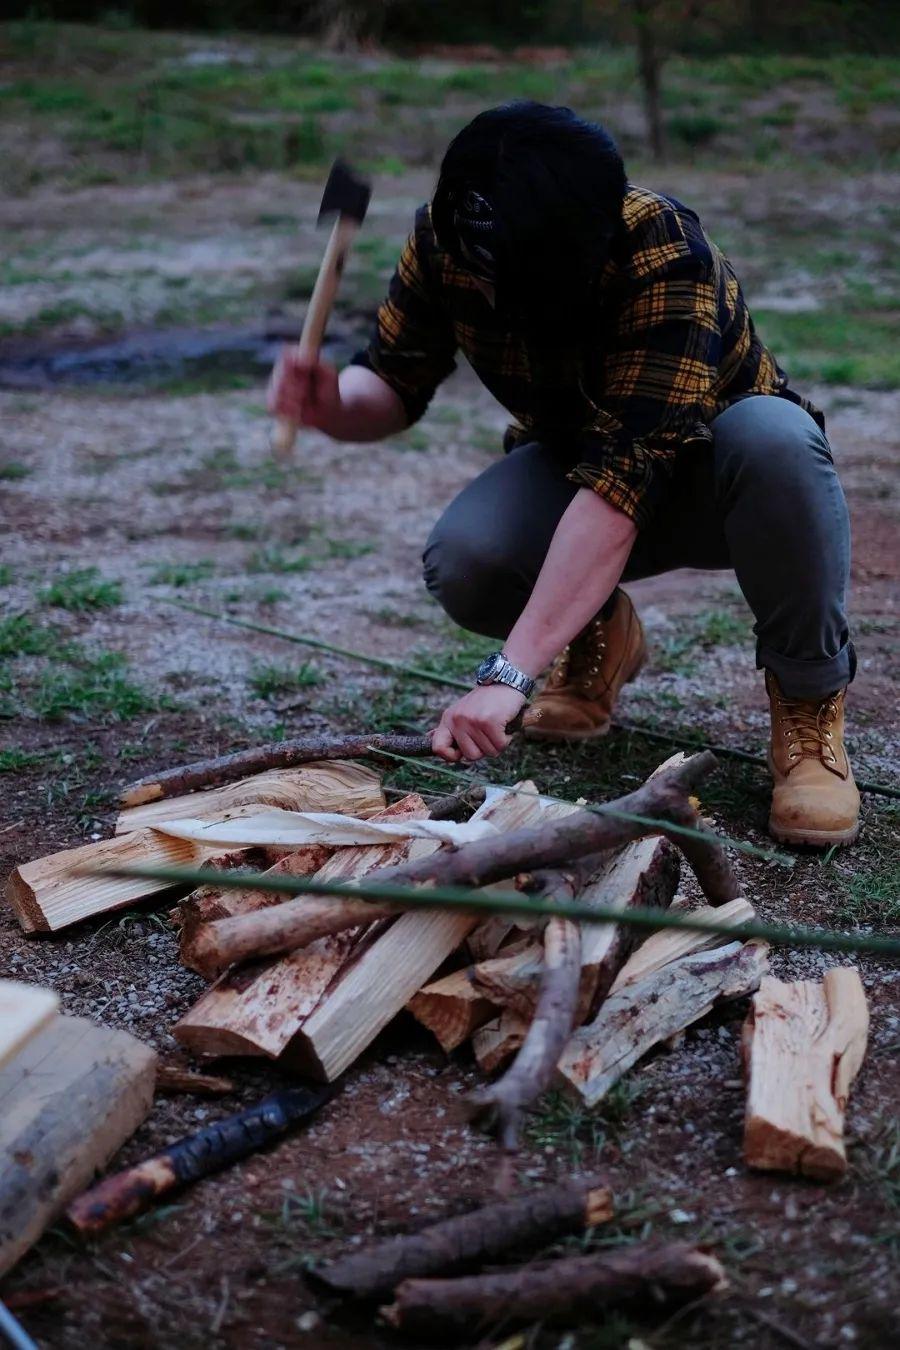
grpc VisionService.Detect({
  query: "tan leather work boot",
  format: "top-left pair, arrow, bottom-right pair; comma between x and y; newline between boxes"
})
766,671 -> 860,847
523,588 -> 647,741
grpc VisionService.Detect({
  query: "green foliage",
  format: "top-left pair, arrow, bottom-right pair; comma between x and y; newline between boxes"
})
149,560 -> 216,587
0,461 -> 31,480
754,309 -> 900,389
0,566 -> 14,586
31,650 -> 158,721
40,567 -> 123,612
667,111 -> 725,147
0,748 -> 42,772
248,661 -> 322,700
0,615 -> 58,659
654,607 -> 751,674
246,547 -> 312,575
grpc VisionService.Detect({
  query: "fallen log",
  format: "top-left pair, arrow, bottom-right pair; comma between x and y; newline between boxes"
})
743,967 -> 868,1181
557,941 -> 769,1107
382,1241 -> 726,1334
188,753 -> 737,972
6,829 -> 230,934
0,980 -> 59,1070
471,862 -> 583,1152
610,896 -> 756,994
115,761 -> 384,833
66,1083 -> 332,1236
314,1177 -> 613,1299
120,732 -> 431,808
0,1016 -> 156,1277
173,796 -> 434,1060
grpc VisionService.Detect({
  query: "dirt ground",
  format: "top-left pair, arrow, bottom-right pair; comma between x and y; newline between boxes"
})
1,43 -> 899,1350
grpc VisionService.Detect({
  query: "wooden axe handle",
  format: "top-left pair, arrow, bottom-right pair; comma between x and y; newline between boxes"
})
273,214 -> 361,457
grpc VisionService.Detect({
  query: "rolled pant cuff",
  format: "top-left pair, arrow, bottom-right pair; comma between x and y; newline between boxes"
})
757,642 -> 856,699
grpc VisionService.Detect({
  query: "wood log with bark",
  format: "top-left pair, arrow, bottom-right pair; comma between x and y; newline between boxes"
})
382,1241 -> 726,1334
742,967 -> 868,1180
119,732 -> 431,807
115,761 -> 384,833
313,1177 -> 613,1299
0,1015 -> 156,1276
187,752 -> 737,973
609,896 -> 756,994
557,941 -> 769,1107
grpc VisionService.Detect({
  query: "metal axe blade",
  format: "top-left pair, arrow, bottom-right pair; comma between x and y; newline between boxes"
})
318,157 -> 371,226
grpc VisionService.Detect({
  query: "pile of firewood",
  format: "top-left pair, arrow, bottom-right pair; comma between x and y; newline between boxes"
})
2,737 -> 870,1293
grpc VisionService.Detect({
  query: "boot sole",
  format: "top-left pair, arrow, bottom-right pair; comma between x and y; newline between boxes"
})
523,643 -> 647,743
768,820 -> 860,849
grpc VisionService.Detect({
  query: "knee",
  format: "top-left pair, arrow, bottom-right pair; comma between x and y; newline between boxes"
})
423,527 -> 522,639
714,396 -> 832,496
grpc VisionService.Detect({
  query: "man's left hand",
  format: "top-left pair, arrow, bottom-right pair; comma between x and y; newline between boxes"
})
431,684 -> 527,763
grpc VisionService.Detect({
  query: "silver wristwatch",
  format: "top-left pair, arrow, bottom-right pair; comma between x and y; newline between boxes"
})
475,651 -> 536,700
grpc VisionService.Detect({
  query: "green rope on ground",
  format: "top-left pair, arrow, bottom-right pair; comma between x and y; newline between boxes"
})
165,599 -> 899,801
96,864 -> 900,959
369,745 -> 797,869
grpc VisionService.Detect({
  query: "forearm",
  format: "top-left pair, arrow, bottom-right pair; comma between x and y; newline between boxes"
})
503,488 -> 637,678
329,365 -> 410,441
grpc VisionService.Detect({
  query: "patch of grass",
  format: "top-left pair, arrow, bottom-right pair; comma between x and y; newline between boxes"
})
0,747 -> 42,772
40,567 -> 123,612
261,1185 -> 344,1240
0,614 -> 58,659
0,566 -> 14,586
248,661 -> 321,700
654,607 -> 751,674
149,560 -> 215,587
31,651 -> 158,722
755,308 -> 900,389
668,111 -> 727,147
318,537 -> 374,561
526,1081 -> 643,1167
834,857 -> 900,926
0,461 -> 31,480
246,547 -> 312,575
373,607 -> 425,629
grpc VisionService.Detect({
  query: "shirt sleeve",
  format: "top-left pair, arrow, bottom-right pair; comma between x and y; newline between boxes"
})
569,250 -> 723,529
350,210 -> 458,425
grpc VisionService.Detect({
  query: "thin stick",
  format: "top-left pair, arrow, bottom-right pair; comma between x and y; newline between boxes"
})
88,865 -> 900,960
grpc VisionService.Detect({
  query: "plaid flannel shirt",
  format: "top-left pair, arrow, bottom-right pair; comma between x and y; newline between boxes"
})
352,185 -> 823,529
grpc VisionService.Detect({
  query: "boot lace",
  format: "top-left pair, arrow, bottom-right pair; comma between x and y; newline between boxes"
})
779,693 -> 840,767
547,618 -> 609,694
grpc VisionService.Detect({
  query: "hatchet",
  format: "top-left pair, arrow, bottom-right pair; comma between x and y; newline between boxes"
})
272,157 -> 371,458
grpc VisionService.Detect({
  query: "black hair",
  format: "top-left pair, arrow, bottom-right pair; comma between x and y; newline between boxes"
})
432,101 -> 627,325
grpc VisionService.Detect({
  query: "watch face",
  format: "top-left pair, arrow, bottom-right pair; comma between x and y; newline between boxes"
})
476,652 -> 503,683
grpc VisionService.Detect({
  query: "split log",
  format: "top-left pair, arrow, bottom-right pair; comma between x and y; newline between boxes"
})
0,1015 -> 156,1277
0,980 -> 59,1070
472,1010 -> 529,1074
115,761 -> 384,833
557,941 -> 769,1107
314,1177 -> 613,1299
66,1083 -> 332,1236
382,1241 -> 726,1334
743,967 -> 868,1181
5,829 -> 231,933
155,1066 -> 235,1096
610,896 -> 756,994
178,844 -> 334,973
172,796 -> 434,1060
186,752 -> 738,971
406,969 -> 501,1054
287,788 -> 556,1082
119,732 -> 431,807
471,914 -> 582,1151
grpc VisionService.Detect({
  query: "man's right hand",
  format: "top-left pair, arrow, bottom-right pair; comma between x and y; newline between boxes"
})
267,349 -> 343,436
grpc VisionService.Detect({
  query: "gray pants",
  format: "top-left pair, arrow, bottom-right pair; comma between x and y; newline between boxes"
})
424,395 -> 854,700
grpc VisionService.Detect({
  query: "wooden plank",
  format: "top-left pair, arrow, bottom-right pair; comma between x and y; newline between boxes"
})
557,942 -> 769,1107
290,787 -> 555,1081
6,829 -> 229,934
609,896 -> 756,994
115,760 -> 385,834
0,1014 -> 156,1277
172,796 -> 433,1059
743,967 -> 868,1180
0,981 -> 59,1070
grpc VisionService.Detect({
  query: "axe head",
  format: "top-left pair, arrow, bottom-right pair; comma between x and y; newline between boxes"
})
318,158 -> 371,226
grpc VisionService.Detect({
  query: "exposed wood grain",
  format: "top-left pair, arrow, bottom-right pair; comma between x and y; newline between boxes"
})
610,895 -> 756,993
0,981 -> 59,1070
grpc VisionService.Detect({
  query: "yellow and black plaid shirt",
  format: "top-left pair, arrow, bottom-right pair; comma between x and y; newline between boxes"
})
352,185 -> 822,529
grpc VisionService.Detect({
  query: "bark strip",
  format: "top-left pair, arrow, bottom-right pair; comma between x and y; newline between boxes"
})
120,732 -> 433,808
313,1177 -> 613,1299
382,1241 -> 726,1333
